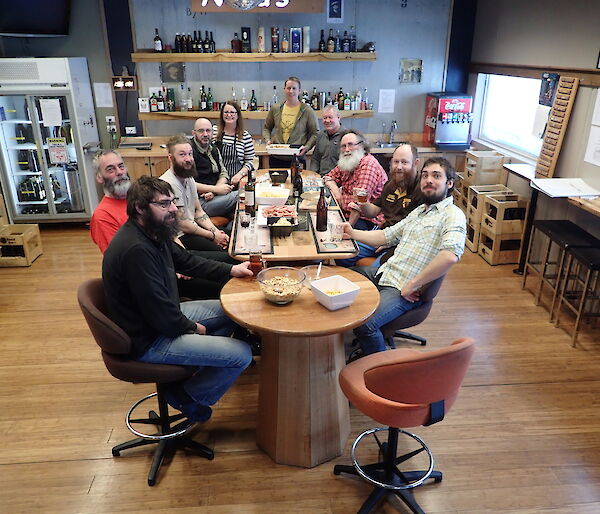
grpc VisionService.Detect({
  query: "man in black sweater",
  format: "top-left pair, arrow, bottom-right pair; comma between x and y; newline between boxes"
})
102,176 -> 253,422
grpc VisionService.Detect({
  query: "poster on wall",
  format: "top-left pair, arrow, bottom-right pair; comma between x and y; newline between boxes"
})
399,59 -> 422,83
161,62 -> 185,83
327,0 -> 343,23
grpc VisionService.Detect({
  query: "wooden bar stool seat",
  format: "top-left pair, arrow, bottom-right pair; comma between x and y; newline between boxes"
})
522,220 -> 598,318
555,246 -> 600,346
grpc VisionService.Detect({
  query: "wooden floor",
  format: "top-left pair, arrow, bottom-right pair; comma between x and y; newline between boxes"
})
1,224 -> 600,513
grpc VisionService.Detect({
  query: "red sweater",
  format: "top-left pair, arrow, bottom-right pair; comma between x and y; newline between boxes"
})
90,196 -> 128,253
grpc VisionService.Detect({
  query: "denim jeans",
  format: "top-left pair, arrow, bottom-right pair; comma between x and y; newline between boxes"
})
336,241 -> 386,267
200,190 -> 238,217
352,267 -> 422,355
136,300 -> 252,406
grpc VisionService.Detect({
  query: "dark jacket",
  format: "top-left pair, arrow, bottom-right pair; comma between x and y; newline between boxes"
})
192,139 -> 228,186
102,219 -> 232,357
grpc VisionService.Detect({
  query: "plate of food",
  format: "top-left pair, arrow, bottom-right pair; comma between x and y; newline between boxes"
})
266,144 -> 301,156
257,204 -> 298,226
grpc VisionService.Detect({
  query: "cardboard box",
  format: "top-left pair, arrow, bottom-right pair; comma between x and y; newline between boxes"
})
0,224 -> 43,267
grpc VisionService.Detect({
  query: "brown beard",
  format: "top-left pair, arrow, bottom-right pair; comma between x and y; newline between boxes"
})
140,208 -> 179,243
173,160 -> 197,179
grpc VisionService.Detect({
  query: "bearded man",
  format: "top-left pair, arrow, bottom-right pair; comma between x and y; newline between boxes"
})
102,175 -> 254,422
323,129 -> 388,230
160,134 -> 230,253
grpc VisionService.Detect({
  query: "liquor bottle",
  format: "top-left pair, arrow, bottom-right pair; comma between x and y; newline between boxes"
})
350,26 -> 357,52
334,30 -> 341,52
200,86 -> 207,111
249,89 -> 257,111
281,29 -> 289,53
290,154 -> 300,181
231,32 -> 242,53
271,27 -> 280,53
326,29 -> 335,52
210,31 -> 215,52
293,165 -> 303,198
240,88 -> 248,110
203,31 -> 211,52
326,91 -> 333,105
342,30 -> 350,52
174,33 -> 182,53
318,29 -> 326,52
362,88 -> 369,110
154,28 -> 163,52
157,90 -> 165,112
231,87 -> 237,103
316,186 -> 328,232
196,30 -> 204,53
310,87 -> 319,110
192,31 -> 198,52
302,90 -> 309,104
272,85 -> 278,106
207,88 -> 214,110
245,168 -> 255,216
185,33 -> 192,52
149,92 -> 158,112
337,87 -> 345,110
187,87 -> 193,110
344,93 -> 351,111
179,84 -> 188,111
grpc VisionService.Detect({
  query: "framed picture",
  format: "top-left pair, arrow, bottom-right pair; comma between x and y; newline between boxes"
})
399,58 -> 423,84
161,62 -> 185,83
327,0 -> 343,24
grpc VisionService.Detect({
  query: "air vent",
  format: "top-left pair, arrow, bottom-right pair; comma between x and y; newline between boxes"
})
0,62 -> 40,81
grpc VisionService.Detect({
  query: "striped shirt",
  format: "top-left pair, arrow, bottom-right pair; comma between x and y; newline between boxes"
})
214,131 -> 255,178
378,196 -> 466,292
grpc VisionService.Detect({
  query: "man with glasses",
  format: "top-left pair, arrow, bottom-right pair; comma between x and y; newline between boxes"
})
191,117 -> 238,218
342,157 -> 466,360
311,104 -> 343,176
160,134 -> 230,253
323,129 -> 387,230
103,175 -> 254,423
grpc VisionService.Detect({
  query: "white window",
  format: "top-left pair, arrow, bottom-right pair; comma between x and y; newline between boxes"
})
479,74 -> 543,159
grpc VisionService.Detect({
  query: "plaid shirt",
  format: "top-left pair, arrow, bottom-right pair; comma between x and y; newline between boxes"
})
325,154 -> 387,225
378,196 -> 466,292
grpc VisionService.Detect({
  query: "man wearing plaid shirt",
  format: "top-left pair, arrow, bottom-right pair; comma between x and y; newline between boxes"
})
323,129 -> 388,230
342,157 -> 466,358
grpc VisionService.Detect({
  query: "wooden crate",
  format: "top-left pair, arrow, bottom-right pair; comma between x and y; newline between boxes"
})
481,193 -> 528,235
452,189 -> 465,212
0,224 -> 43,267
0,194 -> 8,227
465,219 -> 481,253
466,184 -> 512,222
478,225 -> 521,266
463,150 -> 507,185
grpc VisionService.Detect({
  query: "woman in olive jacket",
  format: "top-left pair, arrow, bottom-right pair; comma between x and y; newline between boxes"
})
262,76 -> 318,168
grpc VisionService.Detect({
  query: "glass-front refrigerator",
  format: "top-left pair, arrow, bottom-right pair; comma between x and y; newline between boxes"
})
0,58 -> 100,223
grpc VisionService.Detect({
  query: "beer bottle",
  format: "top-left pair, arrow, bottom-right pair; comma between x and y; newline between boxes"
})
245,168 -> 255,216
316,186 -> 328,232
318,29 -> 326,52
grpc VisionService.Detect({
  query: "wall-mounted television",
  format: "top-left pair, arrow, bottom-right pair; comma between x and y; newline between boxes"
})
0,0 -> 71,37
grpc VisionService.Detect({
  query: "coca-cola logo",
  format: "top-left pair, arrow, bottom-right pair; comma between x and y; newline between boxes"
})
444,99 -> 465,111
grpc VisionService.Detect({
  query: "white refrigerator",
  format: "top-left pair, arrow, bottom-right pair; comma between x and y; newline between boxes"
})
0,57 -> 100,223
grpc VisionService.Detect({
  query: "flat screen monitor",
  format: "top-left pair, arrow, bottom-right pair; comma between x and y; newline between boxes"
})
0,1 -> 71,37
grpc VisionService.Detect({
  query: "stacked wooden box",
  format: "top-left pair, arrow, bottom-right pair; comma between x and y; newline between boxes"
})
465,184 -> 511,252
463,150 -> 507,185
452,172 -> 469,213
0,196 -> 43,267
478,193 -> 528,265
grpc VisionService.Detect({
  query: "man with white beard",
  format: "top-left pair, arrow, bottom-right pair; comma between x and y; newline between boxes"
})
323,129 -> 388,230
90,149 -> 132,253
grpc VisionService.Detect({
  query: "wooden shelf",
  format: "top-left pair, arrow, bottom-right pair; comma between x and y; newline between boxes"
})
131,51 -> 377,63
138,109 -> 374,121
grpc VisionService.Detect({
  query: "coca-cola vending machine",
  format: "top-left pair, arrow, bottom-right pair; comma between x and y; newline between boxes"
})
423,92 -> 473,150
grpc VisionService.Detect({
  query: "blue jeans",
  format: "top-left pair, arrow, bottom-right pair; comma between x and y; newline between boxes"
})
137,300 -> 252,406
352,267 -> 422,355
336,220 -> 382,267
200,190 -> 239,217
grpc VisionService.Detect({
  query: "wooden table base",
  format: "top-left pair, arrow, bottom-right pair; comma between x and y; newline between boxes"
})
256,331 -> 350,468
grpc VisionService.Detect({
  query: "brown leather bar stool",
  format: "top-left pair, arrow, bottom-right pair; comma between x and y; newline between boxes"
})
522,220 -> 599,318
554,246 -> 600,346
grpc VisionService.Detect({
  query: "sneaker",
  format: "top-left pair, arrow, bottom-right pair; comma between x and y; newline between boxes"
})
164,384 -> 212,423
346,347 -> 364,364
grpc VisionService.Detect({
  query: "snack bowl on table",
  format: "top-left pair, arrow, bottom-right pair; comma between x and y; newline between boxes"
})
310,275 -> 360,311
257,266 -> 306,305
301,264 -> 336,289
269,169 -> 289,185
255,186 -> 290,206
267,216 -> 295,237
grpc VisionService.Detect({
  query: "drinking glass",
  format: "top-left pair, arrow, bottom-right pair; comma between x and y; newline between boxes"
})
249,251 -> 264,277
328,222 -> 343,242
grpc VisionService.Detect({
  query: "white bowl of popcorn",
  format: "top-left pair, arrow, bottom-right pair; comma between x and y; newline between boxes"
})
310,275 -> 360,311
255,185 -> 290,206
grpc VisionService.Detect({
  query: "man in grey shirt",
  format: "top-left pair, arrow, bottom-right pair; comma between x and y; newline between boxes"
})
311,104 -> 343,176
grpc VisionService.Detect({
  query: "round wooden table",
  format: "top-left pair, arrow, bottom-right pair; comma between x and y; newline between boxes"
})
220,266 -> 379,468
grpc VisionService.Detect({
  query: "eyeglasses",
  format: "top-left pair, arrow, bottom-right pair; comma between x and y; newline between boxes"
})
150,197 -> 179,209
223,110 -> 238,115
340,140 -> 364,150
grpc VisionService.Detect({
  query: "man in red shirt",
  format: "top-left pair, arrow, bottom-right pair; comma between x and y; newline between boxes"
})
323,129 -> 388,230
90,150 -> 130,253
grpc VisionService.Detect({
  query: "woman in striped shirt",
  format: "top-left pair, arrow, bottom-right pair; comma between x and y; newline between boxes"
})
214,101 -> 255,188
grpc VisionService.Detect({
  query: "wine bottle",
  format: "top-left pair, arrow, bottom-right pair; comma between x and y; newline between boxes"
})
209,31 -> 215,52
154,28 -> 163,52
293,165 -> 303,198
200,86 -> 207,111
203,31 -> 211,52
326,29 -> 335,53
337,87 -> 345,110
316,186 -> 328,232
156,90 -> 165,112
174,33 -> 182,53
207,88 -> 214,110
192,30 -> 198,52
342,31 -> 350,52
187,87 -> 193,110
318,29 -> 326,52
245,168 -> 255,216
249,89 -> 257,111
